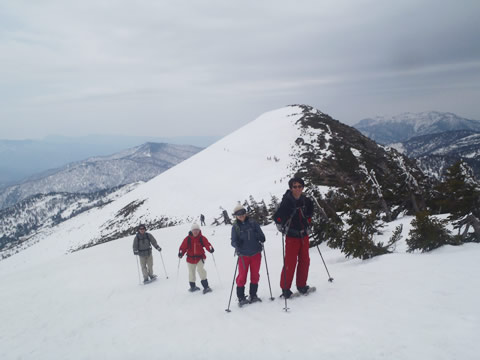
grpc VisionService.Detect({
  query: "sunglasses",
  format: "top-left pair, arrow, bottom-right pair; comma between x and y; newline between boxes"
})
234,209 -> 247,216
291,185 -> 304,189
139,228 -> 146,231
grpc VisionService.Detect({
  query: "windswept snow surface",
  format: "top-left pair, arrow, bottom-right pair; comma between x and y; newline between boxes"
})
0,218 -> 479,360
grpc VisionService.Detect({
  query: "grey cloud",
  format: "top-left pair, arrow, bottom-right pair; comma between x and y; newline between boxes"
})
1,0 -> 479,140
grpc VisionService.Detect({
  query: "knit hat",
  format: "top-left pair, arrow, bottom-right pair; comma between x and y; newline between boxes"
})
233,204 -> 246,216
191,223 -> 201,231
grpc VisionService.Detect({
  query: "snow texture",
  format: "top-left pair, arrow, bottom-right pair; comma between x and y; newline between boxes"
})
0,105 -> 479,359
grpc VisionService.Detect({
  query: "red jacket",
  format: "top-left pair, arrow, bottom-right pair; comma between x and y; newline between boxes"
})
179,231 -> 213,264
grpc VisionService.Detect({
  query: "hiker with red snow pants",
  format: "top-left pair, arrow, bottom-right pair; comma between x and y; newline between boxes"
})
231,204 -> 266,306
274,177 -> 314,299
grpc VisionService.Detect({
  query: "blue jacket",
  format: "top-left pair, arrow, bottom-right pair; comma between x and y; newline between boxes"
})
231,217 -> 265,256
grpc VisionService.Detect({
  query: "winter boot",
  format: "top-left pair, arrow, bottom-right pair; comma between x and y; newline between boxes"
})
149,274 -> 158,280
201,279 -> 212,294
249,283 -> 262,303
189,282 -> 200,292
298,285 -> 310,294
281,289 -> 293,299
236,286 -> 249,306
143,277 -> 150,284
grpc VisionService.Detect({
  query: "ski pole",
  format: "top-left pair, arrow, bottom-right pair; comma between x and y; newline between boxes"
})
281,217 -> 293,312
281,231 -> 289,312
310,195 -> 334,282
135,255 -> 142,285
176,257 -> 181,281
317,245 -> 334,282
159,251 -> 169,279
225,257 -> 239,313
262,245 -> 275,301
211,253 -> 222,286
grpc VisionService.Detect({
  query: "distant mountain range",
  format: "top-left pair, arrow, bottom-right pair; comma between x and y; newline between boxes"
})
0,134 -> 218,187
353,111 -> 480,179
0,142 -> 201,209
354,111 -> 480,145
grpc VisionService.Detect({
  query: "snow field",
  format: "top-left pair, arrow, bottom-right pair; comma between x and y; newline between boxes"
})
1,219 -> 479,360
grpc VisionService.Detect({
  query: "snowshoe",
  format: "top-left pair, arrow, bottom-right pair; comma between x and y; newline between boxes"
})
291,286 -> 317,298
189,282 -> 201,292
143,277 -> 157,285
249,294 -> 262,303
238,297 -> 250,307
203,287 -> 212,294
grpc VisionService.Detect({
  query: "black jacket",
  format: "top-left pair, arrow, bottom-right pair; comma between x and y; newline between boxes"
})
274,190 -> 314,238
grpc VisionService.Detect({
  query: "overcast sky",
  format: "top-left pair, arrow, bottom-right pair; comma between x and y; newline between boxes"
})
1,0 -> 479,140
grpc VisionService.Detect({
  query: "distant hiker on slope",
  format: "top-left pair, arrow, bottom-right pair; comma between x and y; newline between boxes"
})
200,214 -> 206,226
274,177 -> 314,298
231,204 -> 266,306
132,224 -> 162,284
178,223 -> 214,294
223,210 -> 232,225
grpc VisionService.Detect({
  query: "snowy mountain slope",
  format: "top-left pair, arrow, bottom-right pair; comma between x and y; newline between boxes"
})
390,130 -> 480,179
2,104 -> 433,259
0,219 -> 479,360
0,183 -> 140,260
0,142 -> 201,209
354,111 -> 480,144
0,106 -> 306,265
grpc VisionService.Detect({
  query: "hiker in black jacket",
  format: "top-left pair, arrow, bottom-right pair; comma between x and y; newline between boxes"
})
274,177 -> 314,298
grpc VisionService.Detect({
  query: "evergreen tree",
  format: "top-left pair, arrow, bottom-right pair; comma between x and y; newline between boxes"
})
435,161 -> 479,217
327,183 -> 393,260
406,211 -> 457,252
434,161 -> 480,242
268,195 -> 280,219
259,200 -> 270,225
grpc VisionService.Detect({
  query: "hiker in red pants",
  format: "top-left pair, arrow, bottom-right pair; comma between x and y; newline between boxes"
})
274,177 -> 314,298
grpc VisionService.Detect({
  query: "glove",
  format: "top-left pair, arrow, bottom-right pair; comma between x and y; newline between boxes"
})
156,246 -> 162,252
133,250 -> 139,255
209,247 -> 215,253
178,251 -> 183,258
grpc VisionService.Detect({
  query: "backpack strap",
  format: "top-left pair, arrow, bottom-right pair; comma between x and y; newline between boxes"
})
188,235 -> 205,248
